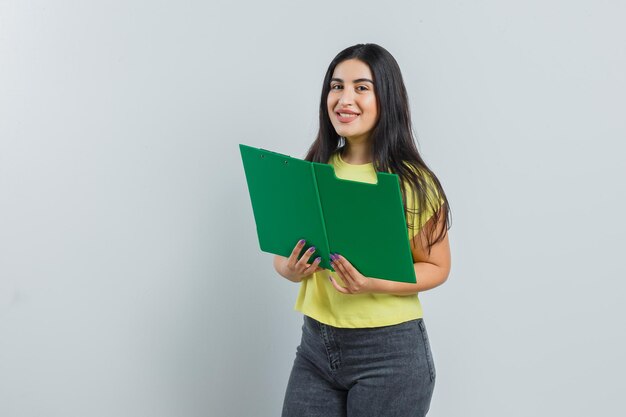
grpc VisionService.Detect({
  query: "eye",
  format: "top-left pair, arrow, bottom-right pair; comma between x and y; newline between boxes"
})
330,84 -> 342,90
356,85 -> 369,91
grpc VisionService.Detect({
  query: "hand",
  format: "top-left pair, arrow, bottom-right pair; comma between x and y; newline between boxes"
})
328,253 -> 374,295
279,239 -> 324,282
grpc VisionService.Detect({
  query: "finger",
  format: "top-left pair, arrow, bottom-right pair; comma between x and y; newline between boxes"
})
297,246 -> 317,269
331,262 -> 355,294
303,256 -> 322,274
330,257 -> 345,280
332,254 -> 355,284
288,239 -> 306,267
335,254 -> 360,277
328,275 -> 350,294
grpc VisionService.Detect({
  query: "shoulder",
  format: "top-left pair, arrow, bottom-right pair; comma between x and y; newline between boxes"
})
398,162 -> 436,192
399,162 -> 444,208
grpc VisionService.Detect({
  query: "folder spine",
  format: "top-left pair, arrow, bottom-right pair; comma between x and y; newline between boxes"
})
310,163 -> 333,272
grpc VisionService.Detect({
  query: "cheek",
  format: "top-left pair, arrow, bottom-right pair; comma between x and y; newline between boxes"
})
365,97 -> 377,112
363,99 -> 378,120
326,98 -> 334,114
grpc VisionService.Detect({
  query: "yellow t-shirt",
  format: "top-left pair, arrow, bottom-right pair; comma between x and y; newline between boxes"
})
293,151 -> 444,328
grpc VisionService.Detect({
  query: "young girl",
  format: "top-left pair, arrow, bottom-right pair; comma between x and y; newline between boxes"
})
273,43 -> 451,417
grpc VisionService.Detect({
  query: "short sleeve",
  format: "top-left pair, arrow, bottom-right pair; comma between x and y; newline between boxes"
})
403,170 -> 445,239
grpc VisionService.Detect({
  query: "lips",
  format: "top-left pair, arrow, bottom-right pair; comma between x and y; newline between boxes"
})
336,111 -> 360,123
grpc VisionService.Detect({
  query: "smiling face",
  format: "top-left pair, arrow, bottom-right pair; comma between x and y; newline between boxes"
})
327,58 -> 379,144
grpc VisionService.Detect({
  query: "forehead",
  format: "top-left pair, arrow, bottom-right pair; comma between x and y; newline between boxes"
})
331,59 -> 373,80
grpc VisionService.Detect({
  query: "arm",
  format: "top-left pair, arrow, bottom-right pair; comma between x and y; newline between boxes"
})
370,207 -> 451,295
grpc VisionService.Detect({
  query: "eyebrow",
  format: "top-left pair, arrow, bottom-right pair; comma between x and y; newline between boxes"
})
330,77 -> 374,84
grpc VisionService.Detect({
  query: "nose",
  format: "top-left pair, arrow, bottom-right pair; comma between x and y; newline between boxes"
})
338,88 -> 356,106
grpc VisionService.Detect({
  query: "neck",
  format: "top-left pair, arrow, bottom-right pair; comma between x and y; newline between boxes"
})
341,136 -> 373,164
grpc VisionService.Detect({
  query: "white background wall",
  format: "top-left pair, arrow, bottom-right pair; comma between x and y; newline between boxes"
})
1,1 -> 624,416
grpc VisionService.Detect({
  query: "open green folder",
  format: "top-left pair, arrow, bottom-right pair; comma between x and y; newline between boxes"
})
240,144 -> 416,284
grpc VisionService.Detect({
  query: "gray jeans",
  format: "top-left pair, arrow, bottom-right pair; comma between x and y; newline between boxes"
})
281,315 -> 436,417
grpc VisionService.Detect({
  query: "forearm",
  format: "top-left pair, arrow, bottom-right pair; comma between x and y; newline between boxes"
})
370,262 -> 449,296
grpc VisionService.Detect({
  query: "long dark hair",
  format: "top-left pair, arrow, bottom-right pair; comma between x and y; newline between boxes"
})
303,43 -> 451,255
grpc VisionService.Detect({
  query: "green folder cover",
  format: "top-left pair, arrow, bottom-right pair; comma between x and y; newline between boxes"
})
239,143 -> 416,283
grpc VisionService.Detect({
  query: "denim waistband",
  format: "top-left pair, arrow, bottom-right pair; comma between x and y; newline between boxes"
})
303,314 -> 421,333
